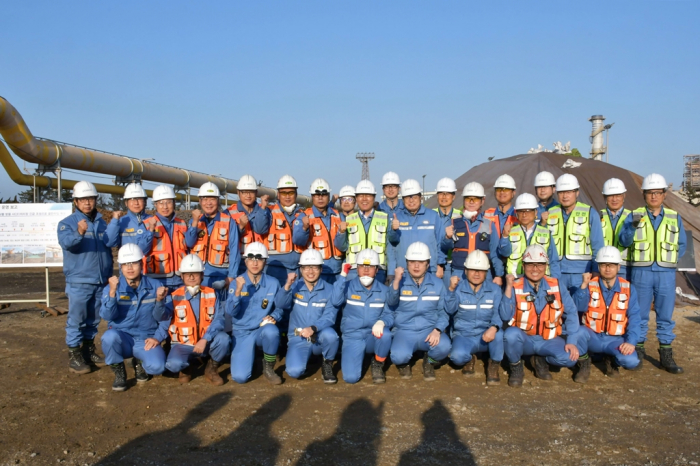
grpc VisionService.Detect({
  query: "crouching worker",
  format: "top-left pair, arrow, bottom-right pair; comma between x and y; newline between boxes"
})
226,242 -> 283,384
388,241 -> 451,381
502,244 -> 588,388
153,254 -> 231,385
446,250 -> 504,385
572,246 -> 641,377
101,244 -> 168,391
276,249 -> 340,384
332,249 -> 394,384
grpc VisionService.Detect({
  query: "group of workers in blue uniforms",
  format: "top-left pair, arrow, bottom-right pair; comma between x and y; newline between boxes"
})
57,168 -> 686,391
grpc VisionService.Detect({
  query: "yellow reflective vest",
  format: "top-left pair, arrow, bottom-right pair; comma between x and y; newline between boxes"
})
600,208 -> 631,265
630,207 -> 680,268
547,203 -> 592,261
507,224 -> 551,276
345,211 -> 389,269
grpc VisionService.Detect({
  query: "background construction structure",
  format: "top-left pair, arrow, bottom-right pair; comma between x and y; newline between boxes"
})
356,152 -> 375,180
684,155 -> 700,190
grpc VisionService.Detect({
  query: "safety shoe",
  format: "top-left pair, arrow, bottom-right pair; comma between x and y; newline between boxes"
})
531,355 -> 553,381
573,355 -> 591,384
322,359 -> 337,384
462,355 -> 476,376
422,354 -> 436,381
262,357 -> 282,385
132,358 -> 151,383
397,364 -> 412,380
630,344 -> 645,370
82,340 -> 104,366
486,359 -> 501,385
508,360 -> 524,388
110,363 -> 127,391
68,347 -> 91,374
371,358 -> 386,384
659,346 -> 684,374
604,355 -> 620,378
178,366 -> 192,384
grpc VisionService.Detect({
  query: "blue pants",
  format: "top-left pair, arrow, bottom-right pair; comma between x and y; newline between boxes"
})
285,328 -> 339,378
390,328 -> 452,365
65,283 -> 104,347
579,327 -> 639,369
559,272 -> 584,298
631,268 -> 676,345
344,268 -> 387,286
341,331 -> 392,384
164,332 -> 231,373
450,331 -> 504,365
230,324 -> 280,383
101,329 -> 166,375
504,326 -> 581,368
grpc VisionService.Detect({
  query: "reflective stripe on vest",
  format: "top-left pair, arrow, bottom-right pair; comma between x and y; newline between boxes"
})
268,207 -> 304,255
583,277 -> 630,336
506,224 -> 551,276
168,286 -> 217,345
143,216 -> 188,277
228,206 -> 268,252
547,203 -> 592,261
631,207 -> 680,267
345,211 -> 389,268
600,209 -> 631,264
509,277 -> 563,340
192,213 -> 232,268
483,208 -> 517,238
306,208 -> 343,260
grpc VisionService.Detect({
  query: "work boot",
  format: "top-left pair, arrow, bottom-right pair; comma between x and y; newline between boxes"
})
204,359 -> 225,386
462,355 -> 476,376
659,346 -> 684,374
422,354 -> 436,381
262,355 -> 282,385
604,355 -> 620,378
397,364 -> 412,380
508,360 -> 524,388
573,354 -> 591,384
322,359 -> 337,384
132,358 -> 151,383
81,339 -> 104,366
68,347 -> 91,374
629,344 -> 645,370
178,366 -> 192,384
531,355 -> 553,381
371,358 -> 386,384
486,359 -> 501,385
110,363 -> 127,391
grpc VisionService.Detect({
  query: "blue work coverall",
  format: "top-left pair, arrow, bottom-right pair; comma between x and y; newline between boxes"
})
445,212 -> 506,281
537,199 -> 559,222
293,206 -> 343,283
266,204 -> 305,286
378,199 -> 404,279
104,210 -> 153,253
602,207 -> 631,279
230,201 -> 271,274
514,224 -> 561,279
390,205 -> 447,274
144,212 -> 186,290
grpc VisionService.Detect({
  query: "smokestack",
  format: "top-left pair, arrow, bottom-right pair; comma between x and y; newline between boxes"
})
589,115 -> 606,160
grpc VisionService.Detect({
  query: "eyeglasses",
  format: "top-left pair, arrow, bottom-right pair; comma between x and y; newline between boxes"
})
340,197 -> 355,203
495,188 -> 513,193
357,264 -> 376,270
517,209 -> 535,214
524,263 -> 546,269
312,191 -> 329,196
245,254 -> 265,262
404,194 -> 421,200
122,262 -> 140,269
598,263 -> 619,268
645,191 -> 665,197
464,197 -> 482,203
75,198 -> 96,203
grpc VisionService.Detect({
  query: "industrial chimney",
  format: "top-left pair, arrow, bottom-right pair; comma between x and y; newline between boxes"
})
589,115 -> 606,160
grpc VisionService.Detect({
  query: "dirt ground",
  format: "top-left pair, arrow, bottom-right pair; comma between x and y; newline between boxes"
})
1,269 -> 700,466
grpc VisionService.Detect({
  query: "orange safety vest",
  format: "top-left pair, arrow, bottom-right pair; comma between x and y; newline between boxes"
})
509,276 -> 563,340
268,206 -> 305,254
484,207 -> 518,238
143,216 -> 188,277
583,277 -> 630,336
168,286 -> 217,345
227,205 -> 268,251
306,208 -> 343,260
191,212 -> 232,267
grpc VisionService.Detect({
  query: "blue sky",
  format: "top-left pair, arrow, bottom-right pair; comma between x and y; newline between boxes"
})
1,1 -> 698,199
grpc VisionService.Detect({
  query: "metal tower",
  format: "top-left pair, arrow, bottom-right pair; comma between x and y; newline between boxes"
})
356,152 -> 375,180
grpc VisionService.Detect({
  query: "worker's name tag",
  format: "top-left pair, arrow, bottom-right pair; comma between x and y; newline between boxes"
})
351,294 -> 361,300
456,232 -> 465,237
401,290 -> 412,295
262,299 -> 269,309
240,292 -> 249,296
295,293 -> 304,299
120,295 -> 131,300
126,228 -> 135,232
400,222 -> 409,226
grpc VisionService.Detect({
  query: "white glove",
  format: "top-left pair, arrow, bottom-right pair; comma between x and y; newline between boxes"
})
372,320 -> 385,338
211,280 -> 226,290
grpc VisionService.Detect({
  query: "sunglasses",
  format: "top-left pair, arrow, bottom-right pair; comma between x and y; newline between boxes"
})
464,197 -> 482,203
245,254 -> 265,261
340,197 -> 355,203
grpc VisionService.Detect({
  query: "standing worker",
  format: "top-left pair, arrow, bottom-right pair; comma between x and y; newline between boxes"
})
484,174 -> 518,238
378,171 -> 404,284
618,173 -> 686,373
600,178 -> 632,279
266,175 -> 306,286
57,181 -> 113,374
534,171 -> 559,221
104,182 -> 153,253
227,174 -> 271,273
337,185 -> 357,218
433,177 -> 462,288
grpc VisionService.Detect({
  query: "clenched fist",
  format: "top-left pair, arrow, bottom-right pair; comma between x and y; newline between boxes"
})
449,275 -> 461,292
301,215 -> 310,231
235,276 -> 246,294
108,276 -> 120,296
502,223 -> 512,237
506,274 -> 515,286
581,272 -> 592,289
285,272 -> 297,290
392,213 -> 400,231
156,286 -> 168,301
260,195 -> 269,210
238,212 -> 249,229
436,265 -> 444,279
539,211 -> 549,225
77,219 -> 88,235
191,209 -> 202,225
112,211 -> 123,220
339,221 -> 347,234
445,224 -> 455,239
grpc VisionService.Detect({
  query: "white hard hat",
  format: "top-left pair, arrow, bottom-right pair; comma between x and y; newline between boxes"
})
299,248 -> 324,266
355,179 -> 377,195
534,171 -> 556,187
339,185 -> 356,198
381,171 -> 401,186
465,250 -> 490,271
177,254 -> 205,275
243,241 -> 269,259
152,185 -> 176,202
522,244 -> 548,264
641,173 -> 668,191
309,178 -> 331,195
462,182 -> 485,198
277,174 -> 298,189
494,174 -> 516,190
596,246 -> 623,265
555,174 -> 580,191
199,182 -> 221,198
72,181 -> 98,199
514,193 -> 539,211
356,249 -> 380,267
401,179 -> 422,197
123,183 -> 147,200
436,177 -> 457,193
117,243 -> 144,264
405,241 -> 431,261
602,178 -> 627,196
237,174 -> 258,191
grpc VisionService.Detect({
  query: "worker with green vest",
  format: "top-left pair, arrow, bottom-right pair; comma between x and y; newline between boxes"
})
600,178 -> 632,279
335,180 -> 400,285
506,193 -> 560,278
619,173 -> 686,374
433,177 -> 462,289
543,174 -> 605,297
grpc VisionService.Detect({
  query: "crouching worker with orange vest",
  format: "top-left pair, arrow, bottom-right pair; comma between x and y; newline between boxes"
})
571,246 -> 641,378
501,244 -> 589,388
152,254 -> 231,385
